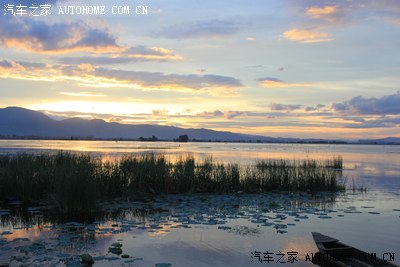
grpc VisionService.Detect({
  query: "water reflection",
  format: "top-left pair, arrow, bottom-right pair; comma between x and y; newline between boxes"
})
1,192 -> 400,266
0,193 -> 343,265
0,141 -> 400,266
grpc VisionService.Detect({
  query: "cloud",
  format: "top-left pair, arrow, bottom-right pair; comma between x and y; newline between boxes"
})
289,0 -> 400,26
59,46 -> 182,64
60,57 -> 126,65
0,60 -> 243,94
93,68 -> 243,92
195,110 -> 245,119
41,110 -> 146,122
0,17 -> 121,54
305,104 -> 325,112
0,9 -> 182,62
0,59 -> 14,68
344,117 -> 400,128
305,5 -> 345,23
0,59 -> 25,71
258,77 -> 314,88
305,106 -> 317,112
332,93 -> 400,115
225,111 -> 245,119
126,46 -> 181,60
60,92 -> 106,97
197,110 -> 225,117
306,6 -> 337,19
270,104 -> 303,111
152,109 -> 169,116
38,92 -> 400,134
283,28 -> 333,43
157,19 -> 242,39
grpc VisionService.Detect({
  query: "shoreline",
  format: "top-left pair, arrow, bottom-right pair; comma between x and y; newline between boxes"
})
1,137 -> 399,146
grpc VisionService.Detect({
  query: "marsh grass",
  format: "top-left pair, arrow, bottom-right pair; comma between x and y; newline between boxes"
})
0,153 -> 344,215
255,158 -> 343,192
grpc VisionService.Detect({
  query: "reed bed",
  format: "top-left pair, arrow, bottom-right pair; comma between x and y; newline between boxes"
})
0,153 -> 344,214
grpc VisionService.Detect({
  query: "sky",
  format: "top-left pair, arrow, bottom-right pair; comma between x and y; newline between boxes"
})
1,0 -> 400,139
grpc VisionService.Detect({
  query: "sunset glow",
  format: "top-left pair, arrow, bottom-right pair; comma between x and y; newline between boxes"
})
1,0 -> 399,139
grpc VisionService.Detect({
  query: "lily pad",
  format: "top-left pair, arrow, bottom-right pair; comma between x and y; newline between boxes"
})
81,254 -> 95,265
318,215 -> 332,219
109,247 -> 123,255
111,242 -> 123,248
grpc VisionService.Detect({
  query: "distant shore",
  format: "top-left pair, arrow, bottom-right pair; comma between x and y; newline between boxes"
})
1,136 -> 399,145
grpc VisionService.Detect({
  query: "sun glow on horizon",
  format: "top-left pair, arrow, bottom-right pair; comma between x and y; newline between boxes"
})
29,101 -> 163,116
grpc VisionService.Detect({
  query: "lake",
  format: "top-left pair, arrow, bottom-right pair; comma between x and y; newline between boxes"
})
0,140 -> 399,266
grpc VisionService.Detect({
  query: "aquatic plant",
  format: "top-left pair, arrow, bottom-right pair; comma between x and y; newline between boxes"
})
255,157 -> 344,192
0,153 -> 345,215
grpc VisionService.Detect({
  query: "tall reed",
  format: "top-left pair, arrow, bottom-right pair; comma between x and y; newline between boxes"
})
0,153 -> 345,215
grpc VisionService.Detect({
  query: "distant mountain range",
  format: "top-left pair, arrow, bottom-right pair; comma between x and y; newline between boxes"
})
0,106 -> 399,144
0,107 -> 272,141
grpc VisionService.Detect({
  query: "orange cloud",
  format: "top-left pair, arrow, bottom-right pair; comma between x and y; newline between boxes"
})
60,92 -> 106,97
78,64 -> 96,72
0,32 -> 123,55
0,60 -> 242,95
306,6 -> 337,19
121,47 -> 183,61
259,78 -> 314,88
2,36 -> 183,61
144,47 -> 183,61
59,46 -> 183,64
283,28 -> 333,43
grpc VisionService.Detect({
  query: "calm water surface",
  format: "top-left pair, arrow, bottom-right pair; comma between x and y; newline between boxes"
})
0,140 -> 399,266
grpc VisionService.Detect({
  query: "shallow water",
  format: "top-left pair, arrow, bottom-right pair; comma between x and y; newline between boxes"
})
0,141 -> 399,266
